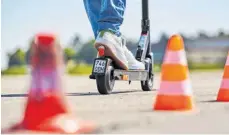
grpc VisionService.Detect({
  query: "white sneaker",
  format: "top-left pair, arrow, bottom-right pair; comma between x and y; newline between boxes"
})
94,31 -> 128,70
121,37 -> 145,70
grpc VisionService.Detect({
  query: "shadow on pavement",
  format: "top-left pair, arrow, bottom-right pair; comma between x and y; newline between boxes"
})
1,90 -> 140,98
201,100 -> 218,103
66,90 -> 140,96
1,94 -> 27,97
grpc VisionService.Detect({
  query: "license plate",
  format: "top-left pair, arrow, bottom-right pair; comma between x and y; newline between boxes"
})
93,59 -> 107,74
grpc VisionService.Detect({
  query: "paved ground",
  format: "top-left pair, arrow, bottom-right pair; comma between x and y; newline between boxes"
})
1,71 -> 229,133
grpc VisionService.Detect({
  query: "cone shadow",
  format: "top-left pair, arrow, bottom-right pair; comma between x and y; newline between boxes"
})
139,109 -> 195,113
201,100 -> 218,103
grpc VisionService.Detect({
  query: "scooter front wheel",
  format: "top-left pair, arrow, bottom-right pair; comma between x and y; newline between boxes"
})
141,58 -> 154,91
141,75 -> 153,91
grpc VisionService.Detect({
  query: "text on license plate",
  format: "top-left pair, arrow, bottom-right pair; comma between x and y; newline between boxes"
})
93,60 -> 107,73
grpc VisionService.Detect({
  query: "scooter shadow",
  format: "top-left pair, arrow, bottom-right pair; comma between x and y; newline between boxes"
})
1,90 -> 140,98
66,90 -> 140,96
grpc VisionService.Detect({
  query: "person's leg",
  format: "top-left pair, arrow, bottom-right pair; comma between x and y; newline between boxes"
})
84,0 -> 144,70
98,0 -> 126,36
83,0 -> 125,37
83,0 -> 101,38
94,0 -> 144,70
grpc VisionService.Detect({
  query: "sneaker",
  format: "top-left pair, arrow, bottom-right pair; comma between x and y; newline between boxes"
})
121,37 -> 145,70
94,30 -> 128,70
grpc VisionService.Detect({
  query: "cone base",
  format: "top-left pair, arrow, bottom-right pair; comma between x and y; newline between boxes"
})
2,93 -> 96,134
22,93 -> 68,129
153,94 -> 193,111
217,88 -> 229,102
2,118 -> 96,134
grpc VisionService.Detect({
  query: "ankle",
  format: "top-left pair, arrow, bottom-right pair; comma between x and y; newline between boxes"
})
99,30 -> 121,37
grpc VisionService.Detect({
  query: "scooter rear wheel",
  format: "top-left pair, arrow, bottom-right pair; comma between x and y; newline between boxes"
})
96,65 -> 115,94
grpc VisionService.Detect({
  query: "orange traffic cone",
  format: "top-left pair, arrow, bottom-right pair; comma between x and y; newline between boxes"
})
217,51 -> 229,102
153,34 -> 194,111
2,33 -> 96,134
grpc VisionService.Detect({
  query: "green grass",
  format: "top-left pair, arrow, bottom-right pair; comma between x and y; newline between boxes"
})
153,64 -> 161,72
152,63 -> 225,73
189,63 -> 224,70
67,64 -> 93,75
188,63 -> 224,72
67,64 -> 162,75
1,66 -> 28,75
1,63 -> 224,76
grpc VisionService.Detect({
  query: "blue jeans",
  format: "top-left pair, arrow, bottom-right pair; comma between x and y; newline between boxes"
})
83,0 -> 126,38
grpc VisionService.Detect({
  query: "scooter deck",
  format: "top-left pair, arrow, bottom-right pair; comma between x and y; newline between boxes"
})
114,69 -> 148,81
90,69 -> 149,81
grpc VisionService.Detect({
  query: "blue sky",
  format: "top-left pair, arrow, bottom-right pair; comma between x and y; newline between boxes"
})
1,0 -> 229,69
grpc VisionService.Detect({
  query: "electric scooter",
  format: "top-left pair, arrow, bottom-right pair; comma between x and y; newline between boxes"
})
89,0 -> 154,94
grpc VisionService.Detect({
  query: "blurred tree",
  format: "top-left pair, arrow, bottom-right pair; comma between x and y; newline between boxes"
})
69,33 -> 83,52
198,31 -> 209,39
25,47 -> 31,65
76,39 -> 97,64
126,39 -> 137,53
25,37 -> 35,65
218,29 -> 226,37
153,33 -> 169,64
179,33 -> 189,41
8,48 -> 26,67
72,34 -> 81,47
64,47 -> 76,62
159,33 -> 169,43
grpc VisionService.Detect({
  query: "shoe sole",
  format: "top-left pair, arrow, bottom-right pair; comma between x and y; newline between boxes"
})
95,43 -> 128,70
